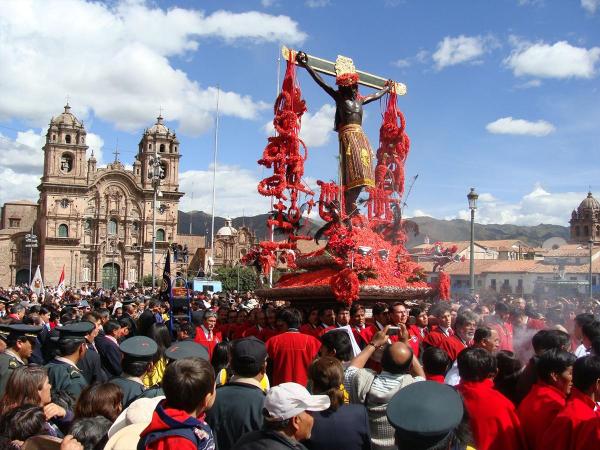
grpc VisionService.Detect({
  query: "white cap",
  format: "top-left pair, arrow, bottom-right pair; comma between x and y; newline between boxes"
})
107,396 -> 165,438
264,382 -> 330,420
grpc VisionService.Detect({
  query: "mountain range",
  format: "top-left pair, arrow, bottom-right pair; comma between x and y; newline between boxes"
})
177,211 -> 569,248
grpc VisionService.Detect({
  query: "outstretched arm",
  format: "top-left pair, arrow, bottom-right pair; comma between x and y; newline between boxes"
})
296,51 -> 337,99
362,81 -> 392,105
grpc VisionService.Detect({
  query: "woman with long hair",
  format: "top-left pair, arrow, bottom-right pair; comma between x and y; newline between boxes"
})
305,356 -> 371,450
141,322 -> 172,387
0,365 -> 72,436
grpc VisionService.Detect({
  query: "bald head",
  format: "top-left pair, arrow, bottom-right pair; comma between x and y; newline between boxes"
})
381,342 -> 413,374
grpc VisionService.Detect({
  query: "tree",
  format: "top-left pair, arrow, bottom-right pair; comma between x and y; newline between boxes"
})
215,266 -> 258,292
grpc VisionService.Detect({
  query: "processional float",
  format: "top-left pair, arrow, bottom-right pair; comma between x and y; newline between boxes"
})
243,47 -> 456,305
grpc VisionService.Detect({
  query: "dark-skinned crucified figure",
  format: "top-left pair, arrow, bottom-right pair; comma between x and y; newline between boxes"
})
296,51 -> 391,215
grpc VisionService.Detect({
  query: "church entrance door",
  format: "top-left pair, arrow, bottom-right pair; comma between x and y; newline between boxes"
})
15,269 -> 30,285
102,263 -> 120,289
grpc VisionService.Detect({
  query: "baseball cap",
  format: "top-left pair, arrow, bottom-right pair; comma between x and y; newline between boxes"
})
264,382 -> 330,420
231,337 -> 267,373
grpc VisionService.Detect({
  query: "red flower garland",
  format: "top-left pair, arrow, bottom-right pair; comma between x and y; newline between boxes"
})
438,271 -> 451,301
330,268 -> 360,304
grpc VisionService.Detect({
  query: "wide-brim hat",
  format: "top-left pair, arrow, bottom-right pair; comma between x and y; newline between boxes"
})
104,423 -> 148,450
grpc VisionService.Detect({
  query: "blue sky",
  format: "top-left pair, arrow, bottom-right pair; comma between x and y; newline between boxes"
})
0,0 -> 599,226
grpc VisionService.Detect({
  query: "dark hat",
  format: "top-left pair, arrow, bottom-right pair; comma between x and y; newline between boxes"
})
0,294 -> 15,306
0,325 -> 9,342
120,336 -> 157,360
7,324 -> 44,340
121,299 -> 137,306
57,322 -> 95,341
386,381 -> 464,448
165,340 -> 209,361
62,302 -> 79,308
231,337 -> 267,372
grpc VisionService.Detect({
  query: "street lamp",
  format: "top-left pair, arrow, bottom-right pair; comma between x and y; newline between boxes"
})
589,239 -> 594,300
150,150 -> 162,289
467,187 -> 479,297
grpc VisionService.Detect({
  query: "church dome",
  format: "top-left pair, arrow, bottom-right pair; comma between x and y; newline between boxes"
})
147,115 -> 169,135
578,192 -> 600,212
216,218 -> 238,236
50,104 -> 83,128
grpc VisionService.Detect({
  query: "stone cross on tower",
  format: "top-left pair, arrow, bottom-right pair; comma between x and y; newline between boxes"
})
113,140 -> 120,163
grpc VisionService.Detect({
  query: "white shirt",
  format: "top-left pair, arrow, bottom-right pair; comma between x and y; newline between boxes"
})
575,343 -> 589,358
444,361 -> 461,386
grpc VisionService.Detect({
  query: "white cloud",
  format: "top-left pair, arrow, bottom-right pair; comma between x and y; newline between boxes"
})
486,117 -> 556,136
393,59 -> 411,68
478,193 -> 496,202
179,164 -> 271,217
581,0 -> 600,14
515,79 -> 542,89
456,184 -> 586,226
432,35 -> 490,69
0,167 -> 40,205
263,104 -> 335,147
0,1 -> 305,135
305,0 -> 330,7
0,129 -> 105,177
505,39 -> 600,79
412,209 -> 430,217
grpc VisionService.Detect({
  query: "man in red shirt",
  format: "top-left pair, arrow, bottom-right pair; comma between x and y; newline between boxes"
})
439,309 -> 478,361
265,308 -> 321,386
408,306 -> 428,345
539,355 -> 600,450
423,303 -> 453,349
256,307 -> 278,342
486,302 -> 513,352
299,306 -> 322,338
194,310 -> 222,358
517,349 -> 576,450
389,302 -> 421,358
360,302 -> 389,344
350,303 -> 367,347
457,348 -> 526,450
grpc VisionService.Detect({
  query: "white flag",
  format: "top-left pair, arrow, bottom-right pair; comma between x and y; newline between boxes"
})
30,266 -> 45,296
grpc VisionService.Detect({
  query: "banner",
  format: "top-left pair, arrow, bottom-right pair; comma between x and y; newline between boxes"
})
30,265 -> 45,296
56,266 -> 66,298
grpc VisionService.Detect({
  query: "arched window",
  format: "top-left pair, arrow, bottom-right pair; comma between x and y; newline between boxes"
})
132,221 -> 139,233
584,225 -> 590,236
159,144 -> 165,153
108,219 -> 117,235
148,143 -> 152,150
575,226 -> 581,237
52,134 -> 56,142
65,135 -> 71,144
60,154 -> 73,172
84,219 -> 92,230
156,228 -> 165,241
58,224 -> 69,237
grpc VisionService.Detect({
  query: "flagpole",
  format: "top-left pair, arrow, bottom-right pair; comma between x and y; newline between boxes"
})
209,86 -> 220,279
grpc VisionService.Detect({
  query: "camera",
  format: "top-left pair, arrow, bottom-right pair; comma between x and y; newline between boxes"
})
386,326 -> 400,336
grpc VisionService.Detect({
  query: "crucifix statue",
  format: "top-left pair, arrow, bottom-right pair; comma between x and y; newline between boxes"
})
287,47 -> 406,213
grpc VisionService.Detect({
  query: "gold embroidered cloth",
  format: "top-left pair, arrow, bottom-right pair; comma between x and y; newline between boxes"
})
338,124 -> 375,190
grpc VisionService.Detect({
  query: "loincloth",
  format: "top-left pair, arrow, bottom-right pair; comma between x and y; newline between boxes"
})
338,124 -> 375,190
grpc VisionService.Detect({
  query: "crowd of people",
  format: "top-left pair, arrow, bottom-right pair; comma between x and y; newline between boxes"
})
0,283 -> 599,450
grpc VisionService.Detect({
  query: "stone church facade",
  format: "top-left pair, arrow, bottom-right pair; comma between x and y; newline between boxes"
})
570,192 -> 600,244
0,105 -> 196,288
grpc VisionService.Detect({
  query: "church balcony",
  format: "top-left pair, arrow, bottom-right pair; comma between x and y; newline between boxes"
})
143,241 -> 170,249
45,237 -> 80,246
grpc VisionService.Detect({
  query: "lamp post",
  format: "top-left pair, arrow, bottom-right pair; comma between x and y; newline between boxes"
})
467,188 -> 479,297
150,149 -> 162,289
589,239 -> 594,300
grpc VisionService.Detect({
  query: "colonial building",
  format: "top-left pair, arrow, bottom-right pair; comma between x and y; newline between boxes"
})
0,104 -> 205,288
570,191 -> 600,244
210,218 -> 256,270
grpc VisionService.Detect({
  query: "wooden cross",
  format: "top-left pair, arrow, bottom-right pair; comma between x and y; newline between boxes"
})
282,46 -> 407,95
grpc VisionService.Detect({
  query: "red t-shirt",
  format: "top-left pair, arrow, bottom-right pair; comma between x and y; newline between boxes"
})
538,388 -> 600,450
265,331 -> 321,386
438,335 -> 467,361
517,382 -> 567,450
457,378 -> 526,450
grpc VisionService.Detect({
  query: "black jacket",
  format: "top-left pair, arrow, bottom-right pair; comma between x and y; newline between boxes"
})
95,335 -> 122,377
77,344 -> 108,384
232,431 -> 308,450
137,309 -> 157,337
206,382 -> 266,450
